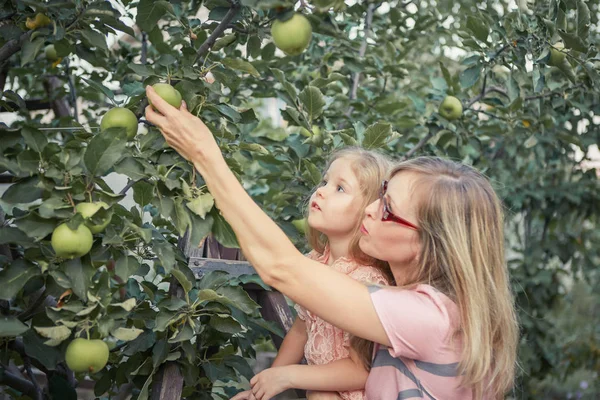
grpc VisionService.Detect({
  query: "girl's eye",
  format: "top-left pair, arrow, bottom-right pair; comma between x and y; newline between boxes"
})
320,180 -> 328,187
337,185 -> 345,192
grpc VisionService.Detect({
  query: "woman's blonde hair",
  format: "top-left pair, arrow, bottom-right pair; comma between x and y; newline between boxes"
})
304,146 -> 393,368
390,156 -> 518,398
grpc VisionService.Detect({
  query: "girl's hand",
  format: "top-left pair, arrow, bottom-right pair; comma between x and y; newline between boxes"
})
144,85 -> 220,164
230,389 -> 255,400
250,366 -> 292,400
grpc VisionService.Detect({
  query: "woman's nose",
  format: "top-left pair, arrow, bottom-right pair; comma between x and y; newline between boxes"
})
365,199 -> 379,218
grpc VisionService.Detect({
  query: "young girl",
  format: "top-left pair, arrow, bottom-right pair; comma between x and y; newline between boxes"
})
233,147 -> 393,400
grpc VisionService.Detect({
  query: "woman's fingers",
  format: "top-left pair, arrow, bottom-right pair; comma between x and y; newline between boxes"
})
145,85 -> 175,116
144,105 -> 167,128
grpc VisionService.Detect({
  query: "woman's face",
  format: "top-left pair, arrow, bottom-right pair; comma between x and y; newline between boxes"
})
359,171 -> 422,271
307,157 -> 364,240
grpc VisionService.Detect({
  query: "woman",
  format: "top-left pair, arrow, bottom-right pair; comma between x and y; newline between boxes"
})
145,86 -> 519,399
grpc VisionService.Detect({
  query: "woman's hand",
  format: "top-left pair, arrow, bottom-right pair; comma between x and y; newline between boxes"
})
144,85 -> 220,164
250,366 -> 293,400
230,389 -> 255,400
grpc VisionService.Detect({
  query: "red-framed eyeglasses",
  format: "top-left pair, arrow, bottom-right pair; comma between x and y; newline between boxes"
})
379,180 -> 419,231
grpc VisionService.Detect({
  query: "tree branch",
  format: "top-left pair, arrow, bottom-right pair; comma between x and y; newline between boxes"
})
66,59 -> 78,122
0,30 -> 32,65
0,369 -> 38,398
401,124 -> 440,161
195,2 -> 241,64
345,3 -> 378,118
119,178 -> 149,195
23,356 -> 43,400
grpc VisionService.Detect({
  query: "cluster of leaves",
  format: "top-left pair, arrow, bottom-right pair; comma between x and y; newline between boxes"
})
0,0 -> 599,399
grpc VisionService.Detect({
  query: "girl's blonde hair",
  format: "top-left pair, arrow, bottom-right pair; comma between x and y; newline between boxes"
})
304,146 -> 393,368
390,156 -> 518,398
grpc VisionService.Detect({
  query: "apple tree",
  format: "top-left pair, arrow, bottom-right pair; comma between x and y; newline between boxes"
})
0,0 -> 599,399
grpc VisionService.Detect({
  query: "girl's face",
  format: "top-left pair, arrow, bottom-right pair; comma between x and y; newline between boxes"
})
307,157 -> 364,240
359,172 -> 422,272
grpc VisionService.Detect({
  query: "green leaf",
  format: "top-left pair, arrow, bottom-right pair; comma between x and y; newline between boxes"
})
17,213 -> 56,240
362,122 -> 392,149
21,37 -> 45,66
0,260 -> 40,300
209,314 -> 243,334
115,157 -> 147,181
154,240 -> 176,274
459,64 -> 481,89
64,258 -> 95,301
81,29 -> 108,50
215,286 -> 259,314
576,0 -> 590,40
81,77 -> 116,101
111,327 -> 144,341
136,0 -> 173,32
34,325 -> 71,346
172,198 -> 192,237
0,316 -> 29,337
221,58 -> 260,78
168,324 -> 194,343
84,128 -> 128,176
558,30 -> 588,53
133,180 -> 154,207
466,15 -> 489,42
186,193 -> 214,219
21,126 -> 48,153
111,298 -> 137,312
22,330 -> 62,370
115,255 -> 141,281
224,355 -> 254,380
1,177 -> 44,204
299,86 -> 325,121
0,227 -> 37,248
210,208 -> 239,248
247,35 -> 262,58
171,269 -> 193,293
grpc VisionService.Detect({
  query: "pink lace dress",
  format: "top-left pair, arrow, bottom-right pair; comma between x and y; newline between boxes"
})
294,249 -> 390,400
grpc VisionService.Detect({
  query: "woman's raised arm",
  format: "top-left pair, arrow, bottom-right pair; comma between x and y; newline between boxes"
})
144,86 -> 390,347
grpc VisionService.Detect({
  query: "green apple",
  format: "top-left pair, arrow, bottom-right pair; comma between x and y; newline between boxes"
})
76,202 -> 111,234
439,95 -> 463,120
44,44 -> 58,61
65,338 -> 109,373
271,13 -> 312,56
51,223 -> 93,259
291,218 -> 307,235
26,13 -> 52,30
548,42 -> 566,67
100,107 -> 138,140
149,83 -> 182,109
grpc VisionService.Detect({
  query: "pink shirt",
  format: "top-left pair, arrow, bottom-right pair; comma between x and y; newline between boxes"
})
296,249 -> 390,400
366,284 -> 482,400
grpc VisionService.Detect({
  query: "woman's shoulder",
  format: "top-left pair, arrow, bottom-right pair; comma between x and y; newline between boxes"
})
370,283 -> 459,332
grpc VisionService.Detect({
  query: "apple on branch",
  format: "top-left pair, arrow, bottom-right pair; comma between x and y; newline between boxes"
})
65,338 -> 109,373
148,83 -> 183,109
271,13 -> 313,56
100,107 -> 139,140
51,223 -> 93,259
439,95 -> 463,121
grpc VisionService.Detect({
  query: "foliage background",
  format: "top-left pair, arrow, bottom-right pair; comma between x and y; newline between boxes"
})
0,0 -> 599,399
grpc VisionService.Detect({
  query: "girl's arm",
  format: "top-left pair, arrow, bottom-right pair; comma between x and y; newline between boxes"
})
271,317 -> 308,367
144,88 -> 391,348
250,355 -> 368,400
285,358 -> 368,391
